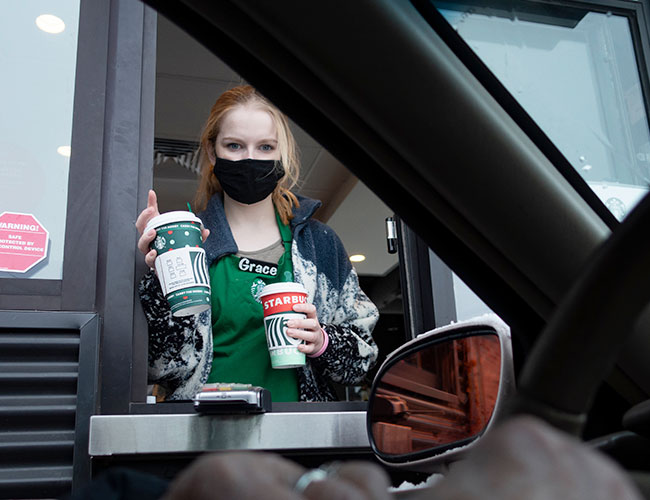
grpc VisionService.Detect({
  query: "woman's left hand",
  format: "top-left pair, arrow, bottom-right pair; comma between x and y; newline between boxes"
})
286,303 -> 325,355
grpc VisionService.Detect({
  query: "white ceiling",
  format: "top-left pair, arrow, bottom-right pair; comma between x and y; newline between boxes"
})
153,15 -> 397,277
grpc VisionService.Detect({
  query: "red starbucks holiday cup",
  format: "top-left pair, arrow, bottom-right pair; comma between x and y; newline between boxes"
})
259,282 -> 308,369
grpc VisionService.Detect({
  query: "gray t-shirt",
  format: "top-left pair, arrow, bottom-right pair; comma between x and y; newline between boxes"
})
236,238 -> 284,264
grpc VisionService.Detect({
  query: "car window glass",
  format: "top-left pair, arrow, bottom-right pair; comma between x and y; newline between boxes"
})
433,1 -> 650,221
452,271 -> 492,320
0,2 -> 80,279
429,247 -> 494,323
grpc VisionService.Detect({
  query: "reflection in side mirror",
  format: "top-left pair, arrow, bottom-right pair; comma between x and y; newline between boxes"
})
369,332 -> 501,459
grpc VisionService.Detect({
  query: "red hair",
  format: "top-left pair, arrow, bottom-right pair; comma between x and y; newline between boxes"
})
194,85 -> 300,224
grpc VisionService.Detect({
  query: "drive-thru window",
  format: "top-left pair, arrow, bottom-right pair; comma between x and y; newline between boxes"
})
2,0 -> 649,497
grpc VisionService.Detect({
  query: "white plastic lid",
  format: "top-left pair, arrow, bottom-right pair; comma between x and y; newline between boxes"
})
145,211 -> 204,233
259,282 -> 307,298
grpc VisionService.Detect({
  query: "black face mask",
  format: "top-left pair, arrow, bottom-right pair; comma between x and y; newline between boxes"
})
213,157 -> 285,205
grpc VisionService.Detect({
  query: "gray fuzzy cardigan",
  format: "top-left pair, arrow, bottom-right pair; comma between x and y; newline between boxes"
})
138,194 -> 379,401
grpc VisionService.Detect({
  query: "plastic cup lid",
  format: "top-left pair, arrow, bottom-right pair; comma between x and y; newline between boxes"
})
259,282 -> 307,297
145,211 -> 204,233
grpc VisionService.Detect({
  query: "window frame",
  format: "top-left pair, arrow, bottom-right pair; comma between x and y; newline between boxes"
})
92,0 -> 157,414
0,0 -> 109,310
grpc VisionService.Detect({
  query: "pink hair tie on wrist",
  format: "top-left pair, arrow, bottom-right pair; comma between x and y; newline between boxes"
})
308,327 -> 329,358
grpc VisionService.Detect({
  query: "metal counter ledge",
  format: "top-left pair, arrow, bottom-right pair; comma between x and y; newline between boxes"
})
89,402 -> 370,456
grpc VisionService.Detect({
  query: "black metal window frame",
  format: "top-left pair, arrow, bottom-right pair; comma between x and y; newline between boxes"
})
91,0 -> 157,414
397,218 -> 457,340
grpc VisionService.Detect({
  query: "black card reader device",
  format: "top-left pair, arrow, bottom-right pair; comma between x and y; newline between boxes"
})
193,383 -> 272,414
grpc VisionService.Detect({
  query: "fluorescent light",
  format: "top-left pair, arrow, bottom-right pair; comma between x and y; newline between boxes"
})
349,254 -> 366,263
57,146 -> 71,157
36,14 -> 65,34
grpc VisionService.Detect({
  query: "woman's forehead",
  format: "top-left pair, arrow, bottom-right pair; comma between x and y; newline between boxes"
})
218,104 -> 277,139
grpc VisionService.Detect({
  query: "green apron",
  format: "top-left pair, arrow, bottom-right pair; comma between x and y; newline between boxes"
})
206,214 -> 299,402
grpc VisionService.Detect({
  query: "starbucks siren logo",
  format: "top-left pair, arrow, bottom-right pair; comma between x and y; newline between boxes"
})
251,278 -> 266,303
154,235 -> 166,250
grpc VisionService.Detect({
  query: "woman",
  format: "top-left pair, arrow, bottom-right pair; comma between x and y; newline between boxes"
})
136,85 -> 379,402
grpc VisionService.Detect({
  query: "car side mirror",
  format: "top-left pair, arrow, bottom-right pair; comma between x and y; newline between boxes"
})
367,315 -> 515,471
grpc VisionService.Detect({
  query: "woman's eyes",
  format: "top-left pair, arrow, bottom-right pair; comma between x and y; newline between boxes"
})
223,143 -> 274,152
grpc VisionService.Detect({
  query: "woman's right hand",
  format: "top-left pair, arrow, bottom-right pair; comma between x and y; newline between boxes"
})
135,189 -> 211,269
136,190 -> 161,268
